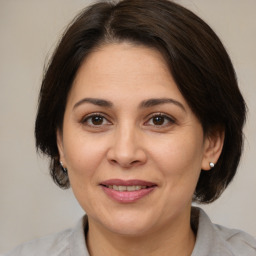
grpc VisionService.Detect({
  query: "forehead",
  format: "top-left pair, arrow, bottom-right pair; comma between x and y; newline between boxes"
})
68,43 -> 188,108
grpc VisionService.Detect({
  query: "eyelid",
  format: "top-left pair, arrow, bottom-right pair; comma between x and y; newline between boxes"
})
81,112 -> 112,126
144,112 -> 176,126
80,112 -> 176,129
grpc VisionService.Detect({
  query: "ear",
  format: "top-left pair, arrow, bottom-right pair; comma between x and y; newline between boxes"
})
56,129 -> 66,165
201,127 -> 225,171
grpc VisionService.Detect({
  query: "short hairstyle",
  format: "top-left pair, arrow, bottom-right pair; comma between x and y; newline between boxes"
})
35,0 -> 246,203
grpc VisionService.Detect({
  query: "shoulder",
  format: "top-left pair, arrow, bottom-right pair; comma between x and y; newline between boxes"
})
3,216 -> 89,256
192,207 -> 256,256
214,223 -> 256,255
4,228 -> 72,256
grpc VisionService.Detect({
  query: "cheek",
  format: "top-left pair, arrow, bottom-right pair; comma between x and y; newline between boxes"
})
150,133 -> 204,183
63,135 -> 109,212
63,133 -> 108,181
149,135 -> 204,215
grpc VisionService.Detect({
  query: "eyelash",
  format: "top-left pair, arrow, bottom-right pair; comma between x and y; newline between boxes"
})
81,112 -> 175,128
145,113 -> 175,127
81,113 -> 111,127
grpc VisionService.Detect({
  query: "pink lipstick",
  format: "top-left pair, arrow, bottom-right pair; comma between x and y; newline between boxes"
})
100,179 -> 157,203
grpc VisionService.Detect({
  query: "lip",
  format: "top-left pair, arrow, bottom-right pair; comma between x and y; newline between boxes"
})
100,179 -> 156,187
100,179 -> 157,203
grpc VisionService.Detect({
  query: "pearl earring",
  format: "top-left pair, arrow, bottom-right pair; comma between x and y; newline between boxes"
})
209,162 -> 215,168
60,161 -> 68,174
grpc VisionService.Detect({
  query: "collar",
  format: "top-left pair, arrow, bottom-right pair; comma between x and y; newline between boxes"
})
68,207 -> 255,256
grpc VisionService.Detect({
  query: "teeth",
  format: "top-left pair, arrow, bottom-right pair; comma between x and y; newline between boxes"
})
127,186 -> 136,191
107,185 -> 147,191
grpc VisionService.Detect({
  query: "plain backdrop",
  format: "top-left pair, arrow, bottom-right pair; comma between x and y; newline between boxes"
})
0,0 -> 256,253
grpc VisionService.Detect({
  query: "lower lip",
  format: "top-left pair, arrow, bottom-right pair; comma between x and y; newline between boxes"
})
101,186 -> 156,203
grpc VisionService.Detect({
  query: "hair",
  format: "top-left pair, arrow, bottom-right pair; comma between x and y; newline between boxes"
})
35,0 -> 246,203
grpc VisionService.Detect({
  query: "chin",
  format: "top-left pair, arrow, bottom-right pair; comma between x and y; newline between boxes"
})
108,220 -> 152,237
99,211 -> 156,237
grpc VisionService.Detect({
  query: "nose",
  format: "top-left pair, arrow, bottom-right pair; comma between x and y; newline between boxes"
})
107,125 -> 147,168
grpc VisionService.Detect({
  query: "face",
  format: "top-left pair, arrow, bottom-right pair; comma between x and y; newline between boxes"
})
57,43 -> 215,236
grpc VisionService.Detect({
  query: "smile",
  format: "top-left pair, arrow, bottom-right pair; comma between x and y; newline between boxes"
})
100,179 -> 157,203
104,185 -> 147,191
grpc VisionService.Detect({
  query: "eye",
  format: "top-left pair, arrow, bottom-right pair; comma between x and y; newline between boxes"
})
145,113 -> 175,127
82,113 -> 111,127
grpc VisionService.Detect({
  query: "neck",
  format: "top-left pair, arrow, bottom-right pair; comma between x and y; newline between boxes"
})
86,208 -> 196,256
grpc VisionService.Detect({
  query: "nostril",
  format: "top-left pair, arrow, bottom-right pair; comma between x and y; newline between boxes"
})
107,147 -> 147,168
131,160 -> 140,165
109,159 -> 140,168
110,159 -> 118,165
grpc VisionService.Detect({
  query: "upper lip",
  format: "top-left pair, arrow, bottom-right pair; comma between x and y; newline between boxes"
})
100,179 -> 157,187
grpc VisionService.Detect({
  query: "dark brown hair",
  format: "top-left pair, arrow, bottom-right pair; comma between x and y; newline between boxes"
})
35,0 -> 246,203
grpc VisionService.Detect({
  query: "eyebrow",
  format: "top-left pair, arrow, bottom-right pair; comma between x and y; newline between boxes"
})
73,97 -> 185,112
73,98 -> 113,109
139,98 -> 186,111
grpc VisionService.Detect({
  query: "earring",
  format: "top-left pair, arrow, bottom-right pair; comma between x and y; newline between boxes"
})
60,161 -> 68,174
209,162 -> 215,168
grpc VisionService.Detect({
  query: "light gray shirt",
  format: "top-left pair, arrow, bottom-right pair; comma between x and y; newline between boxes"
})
3,208 -> 256,256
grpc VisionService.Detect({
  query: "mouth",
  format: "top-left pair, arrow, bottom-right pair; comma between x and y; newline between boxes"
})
102,185 -> 149,191
100,179 -> 157,203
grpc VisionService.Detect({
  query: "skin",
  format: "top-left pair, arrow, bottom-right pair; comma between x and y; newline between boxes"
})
57,43 -> 224,256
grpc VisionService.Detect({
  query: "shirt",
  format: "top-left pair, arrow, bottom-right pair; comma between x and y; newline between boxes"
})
3,208 -> 256,256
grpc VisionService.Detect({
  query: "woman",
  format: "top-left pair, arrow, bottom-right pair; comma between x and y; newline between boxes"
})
5,0 -> 256,255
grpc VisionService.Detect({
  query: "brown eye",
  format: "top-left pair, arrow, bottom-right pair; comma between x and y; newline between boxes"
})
82,114 -> 110,127
91,116 -> 104,125
145,113 -> 175,127
152,116 -> 165,125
